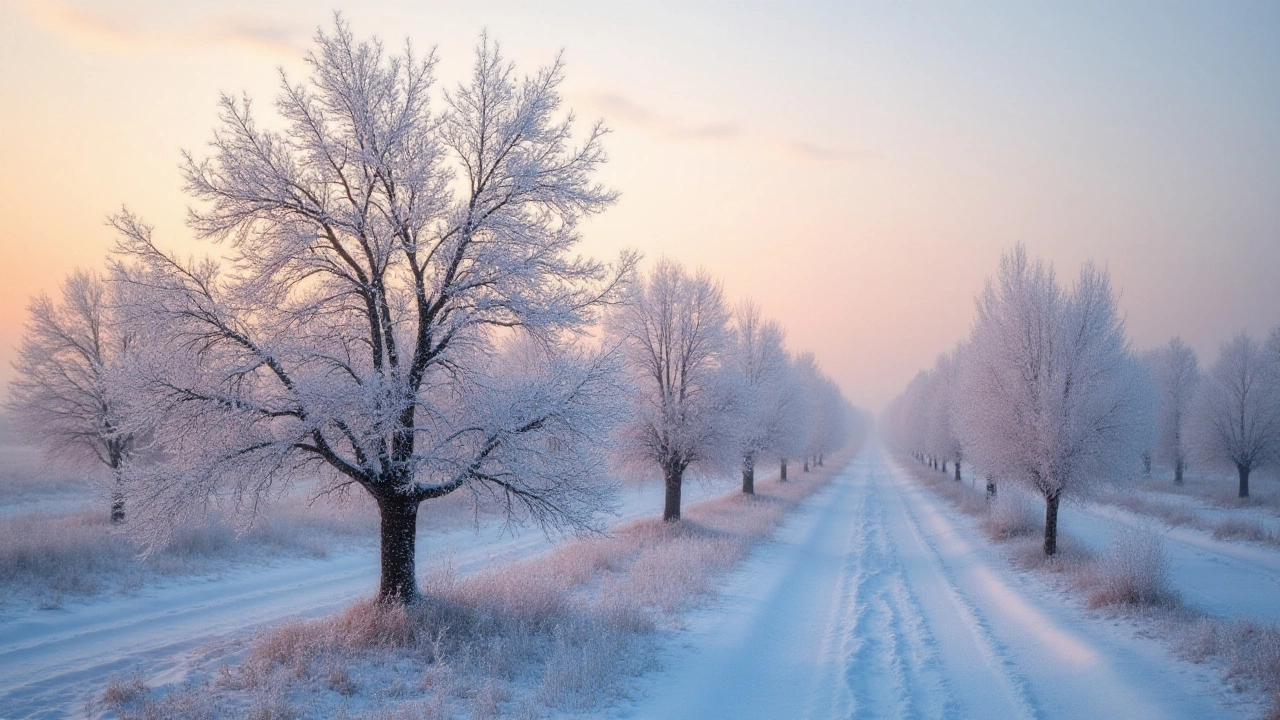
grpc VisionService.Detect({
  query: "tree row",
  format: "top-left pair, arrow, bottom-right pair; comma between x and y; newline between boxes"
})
883,244 -> 1280,555
5,19 -> 861,604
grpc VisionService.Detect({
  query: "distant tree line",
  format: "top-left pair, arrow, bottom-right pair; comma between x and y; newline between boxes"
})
883,244 -> 1280,556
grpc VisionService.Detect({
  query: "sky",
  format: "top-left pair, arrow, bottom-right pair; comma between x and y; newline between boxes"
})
0,0 -> 1277,411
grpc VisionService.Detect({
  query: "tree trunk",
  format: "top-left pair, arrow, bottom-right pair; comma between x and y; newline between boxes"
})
941,460 -> 948,475
817,454 -> 824,467
109,455 -> 125,524
954,461 -> 961,482
986,480 -> 997,499
780,459 -> 788,482
1238,463 -> 1250,499
742,455 -> 755,495
1043,492 -> 1060,556
803,458 -> 810,473
376,495 -> 420,604
1143,453 -> 1152,477
663,463 -> 683,522
1174,457 -> 1184,485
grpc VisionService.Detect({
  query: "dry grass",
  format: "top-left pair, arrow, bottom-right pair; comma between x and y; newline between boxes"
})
102,672 -> 149,706
1097,485 -> 1280,549
0,475 -> 491,609
894,457 -> 1041,544
109,448 -> 859,719
1175,618 -> 1280,720
982,494 -> 1041,541
1213,517 -> 1280,546
1096,489 -> 1206,530
1079,526 -> 1180,609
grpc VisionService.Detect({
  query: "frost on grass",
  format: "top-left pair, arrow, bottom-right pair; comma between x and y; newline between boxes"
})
1081,525 -> 1179,609
0,484 -> 410,609
1212,517 -> 1279,546
124,454 -> 852,718
1175,618 -> 1280,720
981,494 -> 1040,541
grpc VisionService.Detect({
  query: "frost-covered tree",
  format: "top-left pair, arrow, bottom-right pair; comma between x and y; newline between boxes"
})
808,373 -> 847,468
928,349 -> 964,480
882,368 -> 929,464
956,245 -> 1151,555
788,351 -> 851,471
109,20 -> 633,604
726,301 -> 790,494
772,355 -> 811,482
1194,332 -> 1280,498
609,259 -> 737,521
1149,337 -> 1201,484
6,270 -> 138,522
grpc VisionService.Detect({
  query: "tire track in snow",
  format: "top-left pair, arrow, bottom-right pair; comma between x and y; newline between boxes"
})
626,442 -> 1237,719
876,459 -> 1039,720
809,449 -> 1032,720
883,447 -> 1238,720
840,470 -> 947,719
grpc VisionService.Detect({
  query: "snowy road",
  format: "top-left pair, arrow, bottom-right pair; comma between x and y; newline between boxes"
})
622,442 -> 1240,720
0,481 -> 719,719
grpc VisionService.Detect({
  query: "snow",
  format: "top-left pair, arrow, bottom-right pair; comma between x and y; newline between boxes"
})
1067,501 -> 1280,621
4,442 -> 1277,719
613,442 -> 1246,720
0,479 -> 719,718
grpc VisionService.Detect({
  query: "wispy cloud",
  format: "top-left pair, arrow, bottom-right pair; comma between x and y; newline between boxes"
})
583,91 -> 871,165
589,92 -> 743,141
21,1 -> 304,58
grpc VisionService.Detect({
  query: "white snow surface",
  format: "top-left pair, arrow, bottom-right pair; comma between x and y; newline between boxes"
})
4,443 -> 1277,719
612,442 -> 1251,720
1066,502 -> 1280,622
0,479 -> 719,719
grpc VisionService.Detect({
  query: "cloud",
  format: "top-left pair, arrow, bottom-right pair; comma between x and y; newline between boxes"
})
21,1 -> 304,58
583,91 -> 871,164
588,92 -> 743,142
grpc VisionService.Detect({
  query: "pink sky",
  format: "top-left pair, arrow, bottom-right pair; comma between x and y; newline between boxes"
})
1,1 -> 1278,410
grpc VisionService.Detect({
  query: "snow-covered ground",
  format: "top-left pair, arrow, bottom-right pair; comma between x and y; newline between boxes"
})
1067,502 -> 1280,622
0,479 -> 721,719
5,441 -> 1279,719
612,442 -> 1253,720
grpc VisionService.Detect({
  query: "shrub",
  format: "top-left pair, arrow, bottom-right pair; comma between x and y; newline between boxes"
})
102,672 -> 149,707
1085,526 -> 1178,609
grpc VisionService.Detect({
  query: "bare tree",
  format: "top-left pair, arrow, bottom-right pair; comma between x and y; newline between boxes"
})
109,20 -> 633,604
1149,337 -> 1201,484
956,245 -> 1151,555
609,259 -> 737,521
7,270 -> 138,522
1194,332 -> 1280,498
726,301 -> 790,494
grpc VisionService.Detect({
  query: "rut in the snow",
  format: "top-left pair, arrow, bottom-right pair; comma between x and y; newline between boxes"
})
809,464 -> 951,720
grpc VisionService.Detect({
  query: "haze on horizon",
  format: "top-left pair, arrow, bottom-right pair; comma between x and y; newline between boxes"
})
1,0 -> 1277,411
